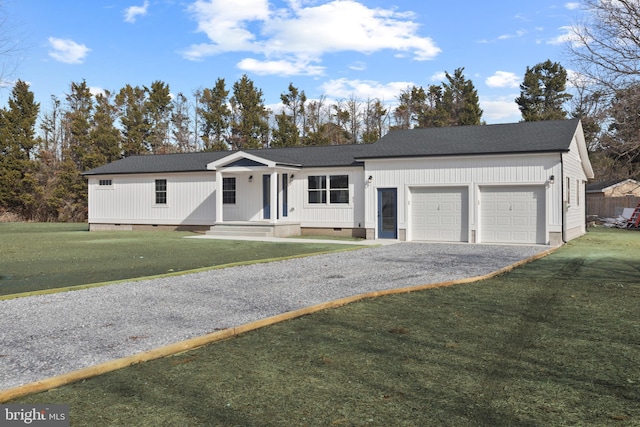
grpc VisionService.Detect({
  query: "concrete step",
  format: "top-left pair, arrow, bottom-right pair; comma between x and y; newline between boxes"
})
206,225 -> 274,238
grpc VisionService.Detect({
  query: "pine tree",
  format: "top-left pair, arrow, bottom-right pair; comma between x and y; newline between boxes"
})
516,60 -> 572,121
441,68 -> 483,126
145,81 -> 173,153
116,84 -> 149,156
198,78 -> 230,151
229,75 -> 269,150
171,93 -> 194,152
91,91 -> 122,163
0,80 -> 41,219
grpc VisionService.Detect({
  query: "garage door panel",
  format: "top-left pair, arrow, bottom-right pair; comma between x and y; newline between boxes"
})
480,186 -> 545,244
410,187 -> 468,242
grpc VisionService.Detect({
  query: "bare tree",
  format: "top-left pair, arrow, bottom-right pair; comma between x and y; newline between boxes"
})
568,0 -> 640,91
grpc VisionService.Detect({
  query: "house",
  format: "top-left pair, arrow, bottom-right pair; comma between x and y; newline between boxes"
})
83,119 -> 594,245
586,178 -> 640,218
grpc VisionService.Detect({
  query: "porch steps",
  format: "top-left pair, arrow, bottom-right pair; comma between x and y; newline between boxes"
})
206,224 -> 275,238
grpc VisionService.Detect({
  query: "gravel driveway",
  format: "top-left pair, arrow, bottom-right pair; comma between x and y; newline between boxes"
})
0,242 -> 549,391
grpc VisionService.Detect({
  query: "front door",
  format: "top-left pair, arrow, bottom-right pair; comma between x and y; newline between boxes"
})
263,175 -> 270,220
377,188 -> 397,239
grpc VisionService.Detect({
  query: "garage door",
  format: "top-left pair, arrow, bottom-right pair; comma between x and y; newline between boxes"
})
480,186 -> 545,244
410,187 -> 468,242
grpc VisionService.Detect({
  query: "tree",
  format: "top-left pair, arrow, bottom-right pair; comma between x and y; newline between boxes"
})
171,92 -> 194,152
198,78 -> 230,151
116,84 -> 149,156
568,0 -> 640,91
393,86 -> 426,129
91,90 -> 121,163
0,80 -> 40,219
229,75 -> 269,150
442,68 -> 483,126
280,83 -> 306,140
419,85 -> 449,128
516,60 -> 572,121
271,112 -> 300,147
598,84 -> 640,179
361,98 -> 388,143
145,81 -> 173,153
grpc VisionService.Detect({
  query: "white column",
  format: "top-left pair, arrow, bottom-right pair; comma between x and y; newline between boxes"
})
215,171 -> 223,224
270,170 -> 278,224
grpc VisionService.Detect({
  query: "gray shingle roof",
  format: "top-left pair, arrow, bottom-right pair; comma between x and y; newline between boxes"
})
83,119 -> 579,176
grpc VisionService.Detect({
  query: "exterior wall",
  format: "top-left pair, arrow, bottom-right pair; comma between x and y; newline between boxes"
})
289,167 -> 365,229
364,153 -> 562,243
562,136 -> 589,241
87,172 -> 217,226
603,181 -> 640,197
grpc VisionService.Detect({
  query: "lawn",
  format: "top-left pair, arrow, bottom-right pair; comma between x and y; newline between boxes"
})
0,222 -> 361,297
6,228 -> 640,426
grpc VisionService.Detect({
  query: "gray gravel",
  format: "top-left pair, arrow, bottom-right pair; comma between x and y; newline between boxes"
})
0,242 -> 549,391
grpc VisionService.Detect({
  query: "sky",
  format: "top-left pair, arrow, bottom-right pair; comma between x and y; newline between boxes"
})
2,0 -> 585,125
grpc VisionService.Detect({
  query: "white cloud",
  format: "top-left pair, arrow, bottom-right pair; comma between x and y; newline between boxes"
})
124,1 -> 150,24
430,71 -> 446,82
480,95 -> 521,123
565,2 -> 580,10
321,78 -> 414,102
547,25 -> 584,47
237,57 -> 324,76
497,29 -> 527,40
183,0 -> 441,75
48,37 -> 91,64
89,86 -> 106,98
485,71 -> 521,89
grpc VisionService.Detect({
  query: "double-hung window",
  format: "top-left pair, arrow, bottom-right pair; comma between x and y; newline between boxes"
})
308,175 -> 349,204
155,179 -> 167,205
223,177 -> 236,204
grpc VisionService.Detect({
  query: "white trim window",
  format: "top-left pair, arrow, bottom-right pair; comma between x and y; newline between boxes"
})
223,177 -> 236,204
155,179 -> 167,205
98,179 -> 112,186
308,175 -> 349,204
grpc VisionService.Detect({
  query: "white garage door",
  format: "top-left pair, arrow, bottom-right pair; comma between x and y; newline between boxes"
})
480,186 -> 545,244
410,187 -> 468,242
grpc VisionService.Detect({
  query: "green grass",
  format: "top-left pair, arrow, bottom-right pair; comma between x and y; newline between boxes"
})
8,227 -> 640,426
0,222 -> 361,297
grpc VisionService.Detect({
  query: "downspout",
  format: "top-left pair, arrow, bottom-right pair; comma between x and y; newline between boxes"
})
560,154 -> 566,243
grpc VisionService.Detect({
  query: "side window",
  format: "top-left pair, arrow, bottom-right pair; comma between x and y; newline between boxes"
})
566,177 -> 571,205
329,175 -> 349,204
576,179 -> 580,206
99,179 -> 112,186
308,176 -> 327,204
223,177 -> 236,204
155,179 -> 167,204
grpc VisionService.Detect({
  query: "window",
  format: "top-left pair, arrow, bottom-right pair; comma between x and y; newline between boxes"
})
577,179 -> 580,206
330,175 -> 349,203
155,179 -> 167,205
223,177 -> 236,204
566,177 -> 571,205
308,176 -> 327,204
99,179 -> 112,186
308,175 -> 349,204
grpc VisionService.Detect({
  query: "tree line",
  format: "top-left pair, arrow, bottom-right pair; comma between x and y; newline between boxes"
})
0,68 -> 487,222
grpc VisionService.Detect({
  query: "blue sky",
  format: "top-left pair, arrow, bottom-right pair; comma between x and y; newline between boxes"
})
3,0 -> 583,124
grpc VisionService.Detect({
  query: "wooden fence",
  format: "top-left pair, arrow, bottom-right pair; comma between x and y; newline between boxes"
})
586,195 -> 640,218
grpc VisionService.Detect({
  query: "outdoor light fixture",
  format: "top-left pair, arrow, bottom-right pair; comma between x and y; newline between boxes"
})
368,175 -> 373,183
549,175 -> 555,184
248,175 -> 253,182
290,174 -> 295,181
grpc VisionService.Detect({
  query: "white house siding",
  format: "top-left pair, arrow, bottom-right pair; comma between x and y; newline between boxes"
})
364,154 -> 562,243
289,167 -> 365,229
88,172 -> 216,226
562,135 -> 589,241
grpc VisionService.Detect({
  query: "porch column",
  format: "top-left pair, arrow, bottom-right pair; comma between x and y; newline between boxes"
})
215,171 -> 223,223
270,170 -> 278,224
